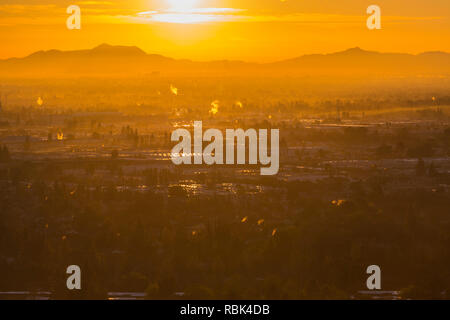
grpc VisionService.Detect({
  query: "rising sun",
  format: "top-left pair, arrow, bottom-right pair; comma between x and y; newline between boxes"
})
139,0 -> 216,24
167,0 -> 198,11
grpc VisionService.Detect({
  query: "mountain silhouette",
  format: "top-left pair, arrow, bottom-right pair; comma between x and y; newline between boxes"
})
0,44 -> 448,77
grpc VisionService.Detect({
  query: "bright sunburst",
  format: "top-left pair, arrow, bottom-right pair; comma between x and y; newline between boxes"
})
137,0 -> 242,24
167,0 -> 198,11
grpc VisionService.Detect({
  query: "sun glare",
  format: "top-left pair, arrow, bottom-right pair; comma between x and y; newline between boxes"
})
137,0 -> 233,24
151,13 -> 218,24
168,0 -> 198,11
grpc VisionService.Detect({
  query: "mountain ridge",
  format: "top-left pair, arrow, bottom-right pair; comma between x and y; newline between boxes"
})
1,44 -> 449,77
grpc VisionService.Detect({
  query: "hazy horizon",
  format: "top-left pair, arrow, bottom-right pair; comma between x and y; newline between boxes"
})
1,43 -> 449,62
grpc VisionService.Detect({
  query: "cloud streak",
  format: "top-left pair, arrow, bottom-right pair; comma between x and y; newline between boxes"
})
135,8 -> 247,24
0,3 -> 444,26
131,8 -> 443,25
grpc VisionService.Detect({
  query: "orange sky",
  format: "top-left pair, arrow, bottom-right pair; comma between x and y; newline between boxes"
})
0,0 -> 449,61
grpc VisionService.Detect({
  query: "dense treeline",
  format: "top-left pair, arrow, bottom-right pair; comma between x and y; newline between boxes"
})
0,169 -> 449,299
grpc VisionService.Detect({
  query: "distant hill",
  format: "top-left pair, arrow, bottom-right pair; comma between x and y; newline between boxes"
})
0,44 -> 449,77
268,47 -> 450,75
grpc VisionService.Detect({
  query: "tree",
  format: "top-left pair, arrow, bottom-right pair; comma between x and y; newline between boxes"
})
0,145 -> 11,162
416,158 -> 426,176
428,162 -> 438,177
111,149 -> 119,160
24,135 -> 31,151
